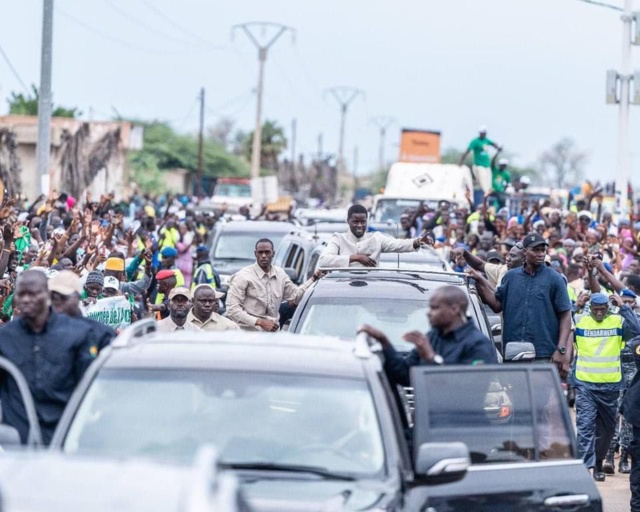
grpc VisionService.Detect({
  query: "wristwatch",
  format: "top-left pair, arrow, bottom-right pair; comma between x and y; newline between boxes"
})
431,354 -> 444,365
555,346 -> 567,355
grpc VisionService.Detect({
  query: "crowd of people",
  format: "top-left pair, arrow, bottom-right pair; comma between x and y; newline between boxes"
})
1,177 -> 640,507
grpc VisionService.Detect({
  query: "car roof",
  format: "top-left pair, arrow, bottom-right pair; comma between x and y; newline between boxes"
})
0,452 -> 193,512
379,249 -> 445,264
103,331 -> 376,378
216,220 -> 301,234
309,269 -> 467,300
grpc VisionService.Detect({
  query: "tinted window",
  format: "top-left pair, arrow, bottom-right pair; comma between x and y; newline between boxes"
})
298,295 -> 480,351
413,368 -> 573,464
63,370 -> 385,475
213,233 -> 286,260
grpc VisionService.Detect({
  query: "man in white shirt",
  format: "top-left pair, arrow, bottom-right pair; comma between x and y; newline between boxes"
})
318,204 -> 433,268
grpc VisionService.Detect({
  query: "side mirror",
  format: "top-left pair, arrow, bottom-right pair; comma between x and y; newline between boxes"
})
0,424 -> 22,448
491,323 -> 502,337
284,268 -> 299,282
414,442 -> 470,485
504,342 -> 536,362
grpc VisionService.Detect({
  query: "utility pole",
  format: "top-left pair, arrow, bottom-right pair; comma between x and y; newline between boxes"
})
370,116 -> 395,171
290,118 -> 297,163
317,133 -> 323,158
579,0 -> 639,218
232,22 -> 295,180
196,87 -> 205,197
36,0 -> 54,195
353,145 -> 359,190
326,87 -> 363,175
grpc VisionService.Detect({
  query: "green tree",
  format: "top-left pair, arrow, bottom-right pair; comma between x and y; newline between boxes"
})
7,85 -> 81,118
128,121 -> 249,194
241,119 -> 288,172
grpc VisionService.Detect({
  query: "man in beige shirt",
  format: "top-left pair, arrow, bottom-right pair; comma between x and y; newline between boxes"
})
318,204 -> 433,268
156,287 -> 201,332
188,284 -> 239,331
226,238 -> 322,331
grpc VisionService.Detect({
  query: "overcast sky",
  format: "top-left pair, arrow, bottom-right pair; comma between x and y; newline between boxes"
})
1,0 -> 638,185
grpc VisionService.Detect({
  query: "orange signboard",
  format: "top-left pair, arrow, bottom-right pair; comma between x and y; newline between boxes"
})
398,129 -> 441,163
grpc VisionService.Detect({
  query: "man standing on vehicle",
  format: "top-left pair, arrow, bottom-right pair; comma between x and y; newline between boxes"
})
0,270 -> 98,444
227,238 -> 323,331
481,233 -> 573,375
458,126 -> 502,194
359,286 -> 498,387
318,204 -> 434,268
574,293 -> 640,481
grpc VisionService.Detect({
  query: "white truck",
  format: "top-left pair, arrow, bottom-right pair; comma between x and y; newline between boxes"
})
371,162 -> 473,223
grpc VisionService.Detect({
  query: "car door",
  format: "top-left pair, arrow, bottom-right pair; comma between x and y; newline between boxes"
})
405,365 -> 602,512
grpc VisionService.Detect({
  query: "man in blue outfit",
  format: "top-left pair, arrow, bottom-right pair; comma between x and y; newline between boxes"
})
359,285 -> 497,387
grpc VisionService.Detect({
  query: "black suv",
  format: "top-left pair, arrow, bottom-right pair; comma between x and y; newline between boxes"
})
288,269 -> 499,354
49,323 -> 601,511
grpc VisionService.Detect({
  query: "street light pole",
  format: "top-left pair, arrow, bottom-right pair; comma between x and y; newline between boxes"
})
36,0 -> 54,195
615,0 -> 633,217
233,23 -> 295,180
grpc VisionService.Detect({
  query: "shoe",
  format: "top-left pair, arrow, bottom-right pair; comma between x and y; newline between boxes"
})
603,455 -> 615,475
593,469 -> 606,482
620,449 -> 631,474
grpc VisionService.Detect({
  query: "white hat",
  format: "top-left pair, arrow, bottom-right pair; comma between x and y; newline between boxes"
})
578,210 -> 592,220
498,158 -> 508,166
479,125 -> 488,133
519,176 -> 531,185
103,276 -> 120,291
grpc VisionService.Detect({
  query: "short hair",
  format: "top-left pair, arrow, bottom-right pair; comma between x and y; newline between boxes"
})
255,238 -> 274,250
566,263 -> 581,279
625,275 -> 640,294
347,204 -> 368,220
434,286 -> 469,311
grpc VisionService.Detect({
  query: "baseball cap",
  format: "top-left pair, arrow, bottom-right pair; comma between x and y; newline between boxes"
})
48,270 -> 83,296
486,250 -> 505,264
519,176 -> 531,185
103,276 -> 120,291
590,293 -> 609,305
169,287 -> 191,301
522,232 -> 548,249
479,125 -> 488,133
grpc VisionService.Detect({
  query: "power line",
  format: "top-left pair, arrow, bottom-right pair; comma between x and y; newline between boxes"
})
103,0 -> 201,47
138,0 -> 224,48
0,42 -> 30,94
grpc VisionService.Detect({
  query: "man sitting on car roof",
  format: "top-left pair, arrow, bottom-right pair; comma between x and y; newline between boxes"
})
318,204 -> 434,268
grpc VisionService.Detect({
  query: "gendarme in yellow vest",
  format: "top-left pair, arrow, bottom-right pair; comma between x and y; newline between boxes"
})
575,314 -> 624,384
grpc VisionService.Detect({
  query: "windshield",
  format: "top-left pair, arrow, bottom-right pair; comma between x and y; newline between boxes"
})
372,199 -> 439,223
62,370 -> 385,476
213,233 -> 286,260
214,183 -> 252,198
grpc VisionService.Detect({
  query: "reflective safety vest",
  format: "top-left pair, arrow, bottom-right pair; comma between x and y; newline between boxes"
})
191,262 -> 216,292
575,314 -> 624,384
567,285 -> 577,304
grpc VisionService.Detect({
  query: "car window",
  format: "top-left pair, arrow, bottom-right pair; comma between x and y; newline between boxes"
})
412,367 -> 573,464
214,233 -> 286,260
297,295 -> 481,351
306,252 -> 320,280
62,370 -> 385,476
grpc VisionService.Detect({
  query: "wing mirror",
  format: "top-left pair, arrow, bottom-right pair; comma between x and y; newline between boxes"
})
414,442 -> 470,485
491,323 -> 502,337
504,342 -> 536,362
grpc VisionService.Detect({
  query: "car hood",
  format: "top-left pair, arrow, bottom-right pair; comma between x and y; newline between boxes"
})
242,478 -> 391,512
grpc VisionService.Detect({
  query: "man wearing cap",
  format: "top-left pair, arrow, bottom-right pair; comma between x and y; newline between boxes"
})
191,246 -> 220,291
156,287 -> 200,332
459,126 -> 501,195
150,269 -> 177,320
82,271 -> 104,306
102,276 -> 121,298
159,247 -> 185,287
488,151 -> 511,208
483,232 -> 573,370
573,293 -> 640,481
104,255 -> 152,297
188,284 -> 238,331
49,270 -> 116,354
